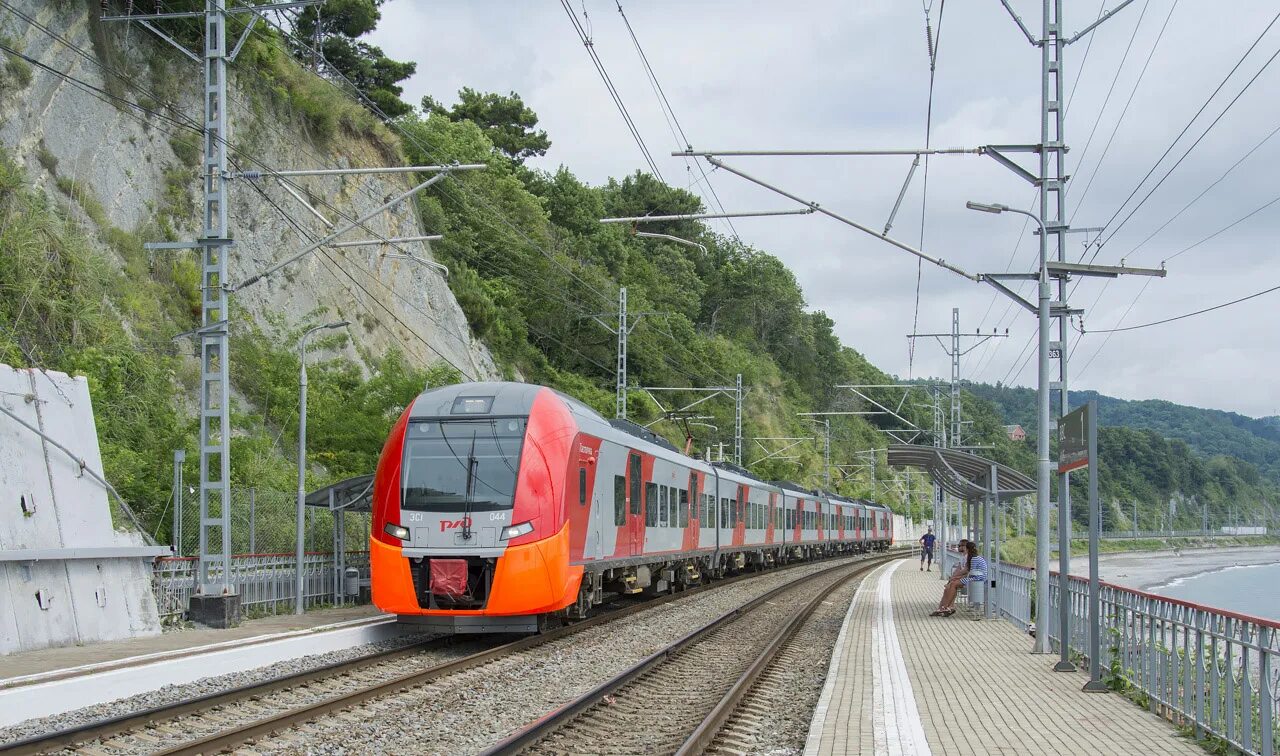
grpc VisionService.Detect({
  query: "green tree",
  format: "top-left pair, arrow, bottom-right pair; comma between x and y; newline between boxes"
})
423,88 -> 552,163
294,0 -> 416,118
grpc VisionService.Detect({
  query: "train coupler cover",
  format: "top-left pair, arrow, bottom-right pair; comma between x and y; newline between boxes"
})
429,558 -> 470,598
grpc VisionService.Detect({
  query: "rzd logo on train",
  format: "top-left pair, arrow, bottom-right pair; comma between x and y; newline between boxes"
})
440,517 -> 473,532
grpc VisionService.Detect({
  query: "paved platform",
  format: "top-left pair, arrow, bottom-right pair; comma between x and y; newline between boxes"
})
0,604 -> 383,683
805,558 -> 1204,756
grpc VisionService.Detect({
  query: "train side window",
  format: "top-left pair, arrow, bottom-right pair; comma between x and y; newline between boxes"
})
645,482 -> 658,526
613,476 -> 626,526
668,486 -> 677,526
720,498 -> 728,528
629,454 -> 642,516
579,468 -> 587,505
679,488 -> 689,527
658,486 -> 668,527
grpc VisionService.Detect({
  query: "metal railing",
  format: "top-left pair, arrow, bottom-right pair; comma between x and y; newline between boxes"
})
1068,529 -> 1270,541
152,551 -> 370,622
1036,570 -> 1279,755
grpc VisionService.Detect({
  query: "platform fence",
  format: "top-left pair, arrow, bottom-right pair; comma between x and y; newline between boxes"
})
1039,570 -> 1279,756
152,551 -> 370,623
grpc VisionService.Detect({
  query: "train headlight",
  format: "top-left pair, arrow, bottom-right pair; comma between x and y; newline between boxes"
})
383,522 -> 410,541
499,521 -> 534,541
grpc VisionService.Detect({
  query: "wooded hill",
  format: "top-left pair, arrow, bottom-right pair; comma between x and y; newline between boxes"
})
2,2 -> 1274,543
966,382 -> 1280,486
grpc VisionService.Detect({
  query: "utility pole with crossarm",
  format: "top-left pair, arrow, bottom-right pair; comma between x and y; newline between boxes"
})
102,1 -> 481,625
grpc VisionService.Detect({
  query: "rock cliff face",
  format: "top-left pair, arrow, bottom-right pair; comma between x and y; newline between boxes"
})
0,0 -> 495,380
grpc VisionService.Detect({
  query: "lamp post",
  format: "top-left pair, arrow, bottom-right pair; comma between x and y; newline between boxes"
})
296,321 -> 350,614
966,200 -> 1053,654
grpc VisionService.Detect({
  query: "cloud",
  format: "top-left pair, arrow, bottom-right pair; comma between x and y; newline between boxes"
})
371,0 -> 1280,418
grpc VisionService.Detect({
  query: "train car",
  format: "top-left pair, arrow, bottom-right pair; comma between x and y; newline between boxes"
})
370,382 -> 890,633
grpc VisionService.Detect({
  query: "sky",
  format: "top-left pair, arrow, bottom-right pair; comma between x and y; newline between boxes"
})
370,1 -> 1280,419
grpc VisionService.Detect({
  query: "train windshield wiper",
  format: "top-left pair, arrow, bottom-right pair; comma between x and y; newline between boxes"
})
462,431 -> 478,540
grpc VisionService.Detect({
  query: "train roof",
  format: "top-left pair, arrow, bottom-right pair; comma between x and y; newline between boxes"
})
607,418 -> 681,454
771,480 -> 818,496
408,384 -> 898,509
408,381 -> 544,418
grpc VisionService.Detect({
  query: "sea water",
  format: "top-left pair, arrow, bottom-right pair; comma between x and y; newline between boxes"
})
1150,561 -> 1280,622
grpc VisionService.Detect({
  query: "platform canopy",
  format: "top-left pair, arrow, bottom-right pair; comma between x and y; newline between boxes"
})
885,445 -> 1034,502
305,474 -> 374,512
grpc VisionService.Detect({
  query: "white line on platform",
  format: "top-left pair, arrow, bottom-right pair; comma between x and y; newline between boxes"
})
803,560 -> 888,756
872,560 -> 932,756
0,616 -> 412,729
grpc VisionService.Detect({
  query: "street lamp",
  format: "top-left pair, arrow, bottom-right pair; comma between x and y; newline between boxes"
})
966,199 -> 1053,654
296,320 -> 350,614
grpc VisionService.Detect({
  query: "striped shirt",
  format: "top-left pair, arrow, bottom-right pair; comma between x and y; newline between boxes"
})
962,555 -> 988,584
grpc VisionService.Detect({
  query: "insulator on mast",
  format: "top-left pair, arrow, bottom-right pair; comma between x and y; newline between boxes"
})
925,22 -> 935,65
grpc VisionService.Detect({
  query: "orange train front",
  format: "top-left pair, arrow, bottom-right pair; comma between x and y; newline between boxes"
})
371,382 -> 892,633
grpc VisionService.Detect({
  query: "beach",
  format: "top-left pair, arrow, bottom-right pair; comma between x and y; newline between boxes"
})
1066,544 -> 1280,592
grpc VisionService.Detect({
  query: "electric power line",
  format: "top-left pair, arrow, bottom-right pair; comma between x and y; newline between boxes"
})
559,0 -> 665,181
615,1 -> 740,244
908,0 -> 946,380
1093,8 -> 1280,249
1068,0 -> 1178,220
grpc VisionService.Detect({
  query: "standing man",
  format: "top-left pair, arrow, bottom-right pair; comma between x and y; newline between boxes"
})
919,527 -> 936,571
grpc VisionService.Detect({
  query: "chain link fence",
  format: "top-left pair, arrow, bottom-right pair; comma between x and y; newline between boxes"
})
170,485 -> 370,557
155,485 -> 374,622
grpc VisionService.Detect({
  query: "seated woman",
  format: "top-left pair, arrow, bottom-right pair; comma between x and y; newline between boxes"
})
932,541 -> 987,617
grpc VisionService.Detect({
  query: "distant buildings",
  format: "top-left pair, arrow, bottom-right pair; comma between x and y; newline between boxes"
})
1004,424 -> 1027,442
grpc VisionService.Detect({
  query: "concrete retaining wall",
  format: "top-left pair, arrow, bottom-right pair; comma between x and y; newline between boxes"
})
0,364 -> 167,655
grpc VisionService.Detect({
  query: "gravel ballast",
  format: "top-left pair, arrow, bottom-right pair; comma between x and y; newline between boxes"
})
257,555 -> 879,755
3,553 -> 887,754
709,566 -> 873,755
0,631 -> 444,745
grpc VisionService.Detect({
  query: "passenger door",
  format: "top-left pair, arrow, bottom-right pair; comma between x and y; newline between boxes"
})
627,452 -> 643,557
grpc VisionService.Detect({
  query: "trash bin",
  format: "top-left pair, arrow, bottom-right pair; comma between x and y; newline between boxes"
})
344,567 -> 360,598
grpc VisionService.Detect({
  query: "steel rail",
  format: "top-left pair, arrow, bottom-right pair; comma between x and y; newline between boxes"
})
34,552 -> 872,755
0,636 -> 445,755
674,557 -> 884,756
480,553 -> 899,755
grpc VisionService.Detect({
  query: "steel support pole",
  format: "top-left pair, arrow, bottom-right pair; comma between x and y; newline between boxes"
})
986,464 -> 998,620
198,0 -> 233,598
1047,0 -> 1075,673
248,487 -> 256,555
1031,0 -> 1055,655
616,287 -> 628,419
172,450 -> 185,553
296,334 -> 310,615
823,419 -> 831,486
1084,400 -> 1107,691
950,308 -> 961,449
734,374 -> 743,466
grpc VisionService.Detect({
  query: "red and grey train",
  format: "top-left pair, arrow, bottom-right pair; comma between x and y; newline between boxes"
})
371,382 -> 893,632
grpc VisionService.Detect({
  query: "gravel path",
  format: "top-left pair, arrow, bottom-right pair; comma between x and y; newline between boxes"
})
255,555 -> 878,755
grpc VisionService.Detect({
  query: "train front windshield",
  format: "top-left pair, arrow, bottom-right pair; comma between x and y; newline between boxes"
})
401,418 -> 526,512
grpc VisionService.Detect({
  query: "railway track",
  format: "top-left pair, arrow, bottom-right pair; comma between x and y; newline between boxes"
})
1,552 -> 886,755
482,553 -> 898,756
